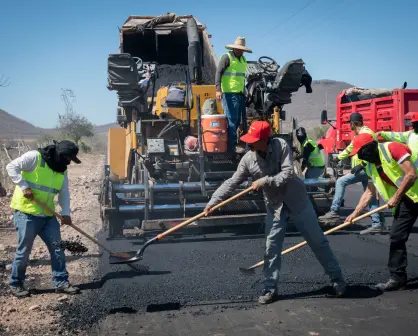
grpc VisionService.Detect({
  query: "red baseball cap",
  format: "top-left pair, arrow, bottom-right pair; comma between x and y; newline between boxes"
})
349,133 -> 376,156
409,112 -> 418,123
240,121 -> 271,143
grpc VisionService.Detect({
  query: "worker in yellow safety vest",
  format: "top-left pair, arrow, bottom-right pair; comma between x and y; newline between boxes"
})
319,113 -> 386,234
376,112 -> 418,155
215,37 -> 251,153
346,132 -> 418,291
295,127 -> 325,185
6,140 -> 82,298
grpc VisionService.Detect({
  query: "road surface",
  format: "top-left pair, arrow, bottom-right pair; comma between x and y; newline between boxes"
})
59,183 -> 418,336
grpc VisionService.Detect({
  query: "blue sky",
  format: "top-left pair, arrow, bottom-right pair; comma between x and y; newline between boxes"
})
0,0 -> 416,128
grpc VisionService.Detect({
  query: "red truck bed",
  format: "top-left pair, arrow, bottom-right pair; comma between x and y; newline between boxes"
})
334,88 -> 418,151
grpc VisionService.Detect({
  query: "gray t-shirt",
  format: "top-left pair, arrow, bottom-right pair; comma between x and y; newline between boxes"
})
207,137 -> 311,215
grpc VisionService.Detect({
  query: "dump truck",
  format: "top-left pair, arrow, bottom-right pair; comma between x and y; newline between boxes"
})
100,13 -> 336,239
319,85 -> 418,168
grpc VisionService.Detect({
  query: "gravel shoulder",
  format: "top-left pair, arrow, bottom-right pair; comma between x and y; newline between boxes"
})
0,153 -> 105,336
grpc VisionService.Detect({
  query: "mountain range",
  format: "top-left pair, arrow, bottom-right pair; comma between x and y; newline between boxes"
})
0,79 -> 353,139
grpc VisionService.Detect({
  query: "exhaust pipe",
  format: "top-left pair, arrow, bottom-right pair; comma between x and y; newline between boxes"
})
187,18 -> 202,83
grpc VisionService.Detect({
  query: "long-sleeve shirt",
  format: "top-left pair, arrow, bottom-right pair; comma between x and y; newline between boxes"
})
6,150 -> 71,216
215,53 -> 230,92
206,137 -> 311,216
379,130 -> 418,155
338,126 -> 375,167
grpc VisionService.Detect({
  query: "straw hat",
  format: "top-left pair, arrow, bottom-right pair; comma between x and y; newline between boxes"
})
225,37 -> 252,53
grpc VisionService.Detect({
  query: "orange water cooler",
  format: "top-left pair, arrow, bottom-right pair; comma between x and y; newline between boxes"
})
201,114 -> 228,152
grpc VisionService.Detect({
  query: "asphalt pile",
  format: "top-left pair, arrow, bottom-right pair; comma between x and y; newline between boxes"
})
52,236 -> 89,255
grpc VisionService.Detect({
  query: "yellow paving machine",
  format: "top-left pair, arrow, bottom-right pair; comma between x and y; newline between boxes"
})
101,13 -> 335,239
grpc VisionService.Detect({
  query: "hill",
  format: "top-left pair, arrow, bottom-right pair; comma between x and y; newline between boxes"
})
284,79 -> 353,128
0,79 -> 354,139
0,109 -> 118,139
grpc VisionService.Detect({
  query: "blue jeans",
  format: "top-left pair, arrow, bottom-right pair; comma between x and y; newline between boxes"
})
263,202 -> 344,292
331,170 -> 384,228
305,166 -> 324,179
10,210 -> 69,288
305,166 -> 324,191
222,93 -> 246,150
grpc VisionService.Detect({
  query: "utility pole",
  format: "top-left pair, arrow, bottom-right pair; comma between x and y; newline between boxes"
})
325,91 -> 328,111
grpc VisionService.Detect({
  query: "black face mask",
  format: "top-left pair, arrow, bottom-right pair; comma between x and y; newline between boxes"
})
296,135 -> 306,143
37,143 -> 70,173
413,122 -> 418,133
357,141 -> 379,163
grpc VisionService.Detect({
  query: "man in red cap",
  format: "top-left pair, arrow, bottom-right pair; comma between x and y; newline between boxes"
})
345,133 -> 418,291
376,112 -> 418,155
204,120 -> 347,304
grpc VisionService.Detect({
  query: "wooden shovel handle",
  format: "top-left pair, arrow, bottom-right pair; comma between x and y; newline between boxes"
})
32,198 -> 113,254
247,203 -> 389,270
157,186 -> 255,240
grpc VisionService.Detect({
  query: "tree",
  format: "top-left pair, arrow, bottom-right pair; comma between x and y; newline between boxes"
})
0,74 -> 10,87
57,111 -> 94,145
57,88 -> 94,147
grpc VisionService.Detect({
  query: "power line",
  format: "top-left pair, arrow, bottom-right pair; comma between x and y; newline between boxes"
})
258,0 -> 318,40
273,0 -> 351,46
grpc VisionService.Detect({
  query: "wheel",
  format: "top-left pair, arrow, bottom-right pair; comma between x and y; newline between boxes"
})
133,57 -> 143,71
258,56 -> 279,72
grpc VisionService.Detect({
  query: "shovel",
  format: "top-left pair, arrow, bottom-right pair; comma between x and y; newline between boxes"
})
239,203 -> 389,274
31,198 -> 139,271
109,186 -> 255,265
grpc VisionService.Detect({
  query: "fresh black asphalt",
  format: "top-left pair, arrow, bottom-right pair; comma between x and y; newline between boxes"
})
57,183 -> 418,335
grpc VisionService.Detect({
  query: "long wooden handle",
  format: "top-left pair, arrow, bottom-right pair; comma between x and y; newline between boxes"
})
32,198 -> 113,254
247,203 -> 389,270
157,186 -> 254,239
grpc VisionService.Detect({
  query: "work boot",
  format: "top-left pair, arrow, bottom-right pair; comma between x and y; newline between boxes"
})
375,278 -> 407,292
318,211 -> 340,225
332,280 -> 348,297
258,289 -> 279,304
55,283 -> 80,295
360,226 -> 389,235
10,285 -> 31,298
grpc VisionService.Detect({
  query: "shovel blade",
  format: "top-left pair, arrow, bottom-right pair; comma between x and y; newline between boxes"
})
109,251 -> 142,265
238,267 -> 256,275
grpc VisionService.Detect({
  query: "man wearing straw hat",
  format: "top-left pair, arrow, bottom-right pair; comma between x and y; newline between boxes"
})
215,37 -> 252,154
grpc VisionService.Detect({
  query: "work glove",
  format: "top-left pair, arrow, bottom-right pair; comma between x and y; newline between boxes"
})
351,164 -> 365,176
252,178 -> 268,191
60,216 -> 72,226
328,156 -> 339,165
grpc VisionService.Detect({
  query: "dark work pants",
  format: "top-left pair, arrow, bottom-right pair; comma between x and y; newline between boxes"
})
389,197 -> 418,283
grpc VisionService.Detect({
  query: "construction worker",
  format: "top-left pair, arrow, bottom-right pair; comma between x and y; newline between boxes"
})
204,121 -> 347,304
376,112 -> 418,155
319,112 -> 386,234
295,127 -> 325,179
215,37 -> 251,153
0,181 -> 6,197
5,140 -> 81,298
345,133 -> 418,291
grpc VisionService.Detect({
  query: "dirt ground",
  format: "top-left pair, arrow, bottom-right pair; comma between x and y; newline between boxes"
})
0,153 -> 105,336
